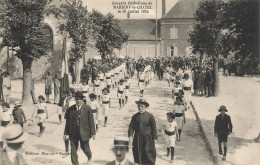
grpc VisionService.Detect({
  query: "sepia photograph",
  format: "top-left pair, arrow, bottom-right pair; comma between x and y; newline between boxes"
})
0,0 -> 259,164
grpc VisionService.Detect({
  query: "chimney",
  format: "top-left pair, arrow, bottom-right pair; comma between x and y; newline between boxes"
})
162,0 -> 166,16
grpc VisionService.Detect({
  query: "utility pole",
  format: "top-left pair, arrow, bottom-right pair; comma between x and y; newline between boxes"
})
155,0 -> 158,57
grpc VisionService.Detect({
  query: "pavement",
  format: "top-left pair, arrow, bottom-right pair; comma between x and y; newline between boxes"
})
192,73 -> 260,165
7,74 -> 213,165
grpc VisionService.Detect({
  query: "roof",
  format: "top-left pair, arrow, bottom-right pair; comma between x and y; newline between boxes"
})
118,19 -> 160,41
162,0 -> 200,19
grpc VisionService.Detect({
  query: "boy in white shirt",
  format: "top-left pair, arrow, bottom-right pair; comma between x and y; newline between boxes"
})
162,112 -> 178,164
101,88 -> 110,127
117,79 -> 125,109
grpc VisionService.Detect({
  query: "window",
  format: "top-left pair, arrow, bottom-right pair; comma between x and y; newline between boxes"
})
170,27 -> 178,39
170,46 -> 174,57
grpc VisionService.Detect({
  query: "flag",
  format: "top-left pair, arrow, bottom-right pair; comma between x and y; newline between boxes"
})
60,34 -> 70,101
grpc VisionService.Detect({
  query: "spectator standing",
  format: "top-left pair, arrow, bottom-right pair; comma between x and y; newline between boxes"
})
2,72 -> 11,103
45,71 -> 52,103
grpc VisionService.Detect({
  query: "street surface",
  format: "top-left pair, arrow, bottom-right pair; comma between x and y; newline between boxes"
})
192,73 -> 260,165
10,74 -> 212,165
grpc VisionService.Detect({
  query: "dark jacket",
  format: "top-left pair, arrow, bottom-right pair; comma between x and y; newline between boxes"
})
204,70 -> 213,86
105,159 -> 135,165
12,107 -> 26,124
214,114 -> 233,135
64,104 -> 95,141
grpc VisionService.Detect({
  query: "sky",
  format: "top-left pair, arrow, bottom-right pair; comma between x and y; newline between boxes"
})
83,0 -> 178,19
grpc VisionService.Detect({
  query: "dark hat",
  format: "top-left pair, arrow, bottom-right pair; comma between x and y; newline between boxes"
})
38,95 -> 45,100
75,91 -> 86,99
125,76 -> 129,79
113,136 -> 129,147
1,102 -> 10,108
102,88 -> 109,93
89,93 -> 96,98
135,99 -> 149,107
166,112 -> 175,119
184,73 -> 189,79
120,79 -> 125,83
218,105 -> 228,112
58,102 -> 63,106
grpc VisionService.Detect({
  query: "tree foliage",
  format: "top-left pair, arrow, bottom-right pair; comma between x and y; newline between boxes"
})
0,0 -> 50,64
220,0 -> 259,75
190,0 -> 259,75
190,0 -> 223,58
90,10 -> 129,59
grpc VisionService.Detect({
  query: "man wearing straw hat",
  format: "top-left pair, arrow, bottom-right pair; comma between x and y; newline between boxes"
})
0,124 -> 27,165
214,105 -> 233,161
128,99 -> 157,165
64,91 -> 96,165
106,136 -> 135,165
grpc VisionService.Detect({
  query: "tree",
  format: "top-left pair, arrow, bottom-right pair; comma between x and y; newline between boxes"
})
47,0 -> 93,84
90,10 -> 129,59
220,0 -> 259,75
0,0 -> 51,104
189,0 -> 224,96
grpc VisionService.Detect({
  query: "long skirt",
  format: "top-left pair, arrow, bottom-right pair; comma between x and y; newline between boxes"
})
132,133 -> 156,165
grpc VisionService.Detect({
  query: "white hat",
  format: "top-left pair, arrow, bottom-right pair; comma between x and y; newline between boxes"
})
14,101 -> 22,107
2,124 -> 26,143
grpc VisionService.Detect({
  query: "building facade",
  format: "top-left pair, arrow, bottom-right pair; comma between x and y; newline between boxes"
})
115,0 -> 200,59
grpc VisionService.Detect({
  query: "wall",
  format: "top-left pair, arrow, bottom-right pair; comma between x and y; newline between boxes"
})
114,41 -> 160,59
160,19 -> 194,57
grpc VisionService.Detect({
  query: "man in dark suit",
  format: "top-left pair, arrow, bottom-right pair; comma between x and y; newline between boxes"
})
106,137 -> 135,165
204,67 -> 213,97
214,105 -> 233,161
64,91 -> 96,165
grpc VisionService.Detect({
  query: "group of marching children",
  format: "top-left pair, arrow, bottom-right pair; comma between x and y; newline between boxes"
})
80,62 -> 130,129
162,68 -> 193,163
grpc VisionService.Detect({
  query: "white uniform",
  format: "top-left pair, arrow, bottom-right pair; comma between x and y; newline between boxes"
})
1,109 -> 12,127
89,100 -> 100,125
124,82 -> 130,96
35,103 -> 47,123
105,72 -> 112,86
117,84 -> 125,99
94,79 -> 101,96
173,104 -> 185,129
182,79 -> 193,109
139,72 -> 145,90
163,121 -> 177,147
101,94 -> 110,117
99,73 -> 105,90
110,70 -> 115,86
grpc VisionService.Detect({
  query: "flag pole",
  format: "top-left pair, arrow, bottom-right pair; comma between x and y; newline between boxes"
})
155,0 -> 158,57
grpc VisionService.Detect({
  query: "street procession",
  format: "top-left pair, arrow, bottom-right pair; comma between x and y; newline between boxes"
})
0,0 -> 259,165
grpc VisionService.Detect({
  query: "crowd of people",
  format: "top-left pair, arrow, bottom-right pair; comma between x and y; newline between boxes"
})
0,55 -> 233,165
